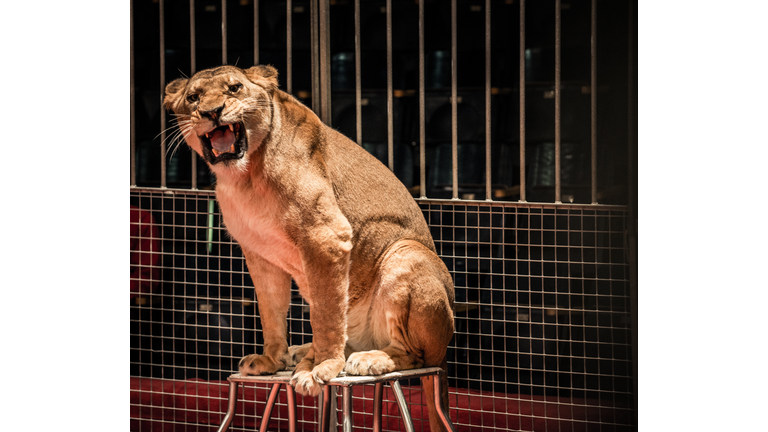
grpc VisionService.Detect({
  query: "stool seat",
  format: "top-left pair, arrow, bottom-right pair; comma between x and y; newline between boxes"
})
215,367 -> 455,432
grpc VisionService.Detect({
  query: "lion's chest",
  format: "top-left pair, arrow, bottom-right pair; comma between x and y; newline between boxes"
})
215,182 -> 303,278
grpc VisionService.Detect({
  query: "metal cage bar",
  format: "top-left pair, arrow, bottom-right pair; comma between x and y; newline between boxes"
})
485,0 -> 492,201
159,0 -> 167,189
221,0 -> 227,65
451,0 -> 458,200
190,0 -> 197,189
287,0 -> 292,95
590,0 -> 597,205
354,0 -> 362,146
519,0 -> 526,203
253,0 -> 259,65
418,0 -> 426,199
554,0 -> 562,204
386,0 -> 394,172
130,0 -> 136,187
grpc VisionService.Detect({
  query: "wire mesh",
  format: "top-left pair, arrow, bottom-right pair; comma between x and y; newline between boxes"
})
130,189 -> 633,431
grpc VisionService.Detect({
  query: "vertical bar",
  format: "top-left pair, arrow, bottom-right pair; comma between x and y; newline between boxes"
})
386,0 -> 394,172
628,1 -> 638,428
130,0 -> 136,187
354,0 -> 362,146
372,382 -> 384,432
214,381 -> 239,432
519,0 -> 526,202
319,0 -> 332,125
221,0 -> 227,65
391,381 -> 415,432
319,385 -> 331,432
258,383 -> 282,432
310,0 -> 320,115
341,386 -> 353,432
285,383 -> 297,432
287,0 -> 293,94
418,0 -> 426,198
590,0 -> 597,204
554,0 -> 562,203
254,0 -> 260,65
433,372 -> 457,432
451,0 -> 458,200
190,0 -> 197,189
190,0 -> 197,74
207,199 -> 215,253
485,0 -> 491,201
160,0 -> 167,188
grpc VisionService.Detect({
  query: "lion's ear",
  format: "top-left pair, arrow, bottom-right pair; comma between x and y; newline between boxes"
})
244,65 -> 279,91
164,78 -> 189,111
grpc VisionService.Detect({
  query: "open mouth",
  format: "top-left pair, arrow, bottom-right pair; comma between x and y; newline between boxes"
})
200,122 -> 246,163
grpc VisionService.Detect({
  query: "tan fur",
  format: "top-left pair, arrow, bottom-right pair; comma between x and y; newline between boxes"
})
165,65 -> 455,431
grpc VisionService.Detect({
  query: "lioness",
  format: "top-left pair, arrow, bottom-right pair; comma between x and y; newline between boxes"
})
164,65 -> 455,431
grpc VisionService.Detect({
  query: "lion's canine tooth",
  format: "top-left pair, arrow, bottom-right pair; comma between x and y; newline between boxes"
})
230,144 -> 235,153
228,124 -> 234,132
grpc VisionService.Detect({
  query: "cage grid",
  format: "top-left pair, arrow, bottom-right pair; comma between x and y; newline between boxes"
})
130,188 -> 633,431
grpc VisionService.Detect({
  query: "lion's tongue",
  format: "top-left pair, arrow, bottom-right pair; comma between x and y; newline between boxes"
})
210,128 -> 236,153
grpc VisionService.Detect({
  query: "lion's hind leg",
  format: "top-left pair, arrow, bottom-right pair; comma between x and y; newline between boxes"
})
286,342 -> 312,367
345,240 -> 455,377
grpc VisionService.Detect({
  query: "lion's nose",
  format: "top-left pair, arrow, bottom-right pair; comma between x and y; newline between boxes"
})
200,105 -> 224,121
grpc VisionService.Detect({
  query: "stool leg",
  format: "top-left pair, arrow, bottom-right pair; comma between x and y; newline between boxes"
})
259,383 -> 282,432
372,382 -> 384,432
319,385 -> 332,432
285,382 -> 297,432
341,386 -> 353,432
391,381 -> 415,432
215,381 -> 239,432
433,373 -> 456,432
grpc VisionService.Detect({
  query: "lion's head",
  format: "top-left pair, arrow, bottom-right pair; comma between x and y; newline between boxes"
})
163,65 -> 279,168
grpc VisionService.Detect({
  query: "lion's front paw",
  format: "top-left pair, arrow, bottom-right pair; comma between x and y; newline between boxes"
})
345,351 -> 396,376
290,358 -> 345,396
238,354 -> 285,376
290,369 -> 325,397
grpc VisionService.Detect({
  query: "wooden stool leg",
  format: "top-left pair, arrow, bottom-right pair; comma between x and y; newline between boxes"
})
259,383 -> 282,432
391,381 -> 415,432
341,386 -> 353,432
215,381 -> 239,432
433,373 -> 456,432
372,382 -> 384,432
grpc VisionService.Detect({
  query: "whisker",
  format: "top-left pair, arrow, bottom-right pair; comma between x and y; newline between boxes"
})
155,118 -> 194,141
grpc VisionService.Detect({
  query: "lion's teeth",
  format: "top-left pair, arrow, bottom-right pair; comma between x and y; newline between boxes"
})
228,124 -> 234,132
212,149 -> 220,157
230,144 -> 235,153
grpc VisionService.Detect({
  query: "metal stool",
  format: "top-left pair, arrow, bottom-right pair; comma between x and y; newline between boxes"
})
215,366 -> 455,432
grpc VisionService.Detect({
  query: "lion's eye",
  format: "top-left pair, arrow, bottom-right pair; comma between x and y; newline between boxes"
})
187,93 -> 199,103
228,84 -> 242,93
